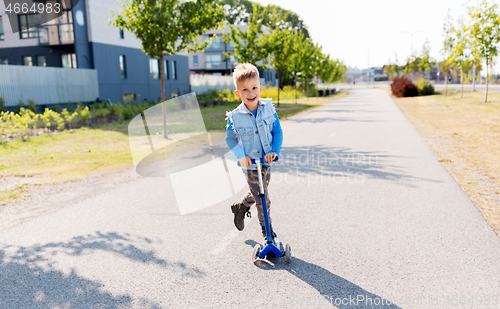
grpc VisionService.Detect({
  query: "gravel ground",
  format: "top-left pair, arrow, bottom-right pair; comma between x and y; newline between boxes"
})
0,168 -> 142,232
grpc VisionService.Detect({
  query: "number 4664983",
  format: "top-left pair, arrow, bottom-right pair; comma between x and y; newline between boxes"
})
6,2 -> 62,14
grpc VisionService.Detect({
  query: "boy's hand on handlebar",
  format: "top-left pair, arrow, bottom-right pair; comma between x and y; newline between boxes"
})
239,156 -> 252,167
265,152 -> 277,164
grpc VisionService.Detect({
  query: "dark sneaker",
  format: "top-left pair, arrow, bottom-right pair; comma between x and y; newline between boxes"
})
231,202 -> 251,231
261,225 -> 277,244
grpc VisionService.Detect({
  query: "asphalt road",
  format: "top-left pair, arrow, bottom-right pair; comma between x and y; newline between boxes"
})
1,89 -> 500,308
433,83 -> 500,93
338,81 -> 500,93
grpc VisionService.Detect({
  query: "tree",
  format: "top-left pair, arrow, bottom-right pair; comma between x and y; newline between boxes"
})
219,0 -> 309,38
298,39 -> 320,101
110,0 -> 224,138
419,39 -> 433,76
384,54 -> 402,79
468,0 -> 500,102
318,56 -> 344,85
288,30 -> 305,104
452,17 -> 476,98
261,6 -> 295,106
223,2 -> 268,66
313,48 -> 326,99
218,0 -> 253,24
264,4 -> 310,39
403,54 -> 420,80
442,9 -> 456,96
110,0 -> 224,103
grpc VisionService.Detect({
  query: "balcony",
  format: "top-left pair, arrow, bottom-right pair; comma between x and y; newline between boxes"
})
205,61 -> 227,70
37,10 -> 74,46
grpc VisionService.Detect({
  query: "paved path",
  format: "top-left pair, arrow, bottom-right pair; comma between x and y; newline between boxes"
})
1,89 -> 500,308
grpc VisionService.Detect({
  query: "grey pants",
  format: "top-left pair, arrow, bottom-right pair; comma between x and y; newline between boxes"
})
241,166 -> 272,226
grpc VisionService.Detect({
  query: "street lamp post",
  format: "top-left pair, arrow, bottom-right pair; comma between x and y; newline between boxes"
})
402,30 -> 423,55
367,49 -> 374,88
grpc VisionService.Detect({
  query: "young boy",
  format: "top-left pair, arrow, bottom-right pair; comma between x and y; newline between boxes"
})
225,63 -> 283,242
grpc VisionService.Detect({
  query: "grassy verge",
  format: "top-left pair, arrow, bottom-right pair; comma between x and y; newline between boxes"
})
391,90 -> 500,236
1,92 -> 348,205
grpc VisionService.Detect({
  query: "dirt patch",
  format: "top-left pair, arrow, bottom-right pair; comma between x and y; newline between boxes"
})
392,91 -> 500,236
0,175 -> 42,192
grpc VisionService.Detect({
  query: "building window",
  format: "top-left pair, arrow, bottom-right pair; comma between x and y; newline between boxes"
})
61,53 -> 77,68
119,27 -> 124,39
18,14 -> 41,39
172,60 -> 177,80
149,58 -> 159,79
0,57 -> 8,65
193,55 -> 198,66
205,34 -> 222,50
38,9 -> 74,45
37,55 -> 46,67
164,59 -> 169,80
58,10 -> 74,44
119,55 -> 127,79
0,16 -> 5,40
23,56 -> 33,66
123,93 -> 136,103
206,54 -> 222,69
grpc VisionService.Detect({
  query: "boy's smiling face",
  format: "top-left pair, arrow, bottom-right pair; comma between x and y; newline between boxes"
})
234,77 -> 263,111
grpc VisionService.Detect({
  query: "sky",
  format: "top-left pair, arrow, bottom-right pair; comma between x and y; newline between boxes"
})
257,0 -> 494,72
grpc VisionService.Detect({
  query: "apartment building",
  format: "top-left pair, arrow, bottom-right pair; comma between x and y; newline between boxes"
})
188,26 -> 277,86
0,0 -> 189,104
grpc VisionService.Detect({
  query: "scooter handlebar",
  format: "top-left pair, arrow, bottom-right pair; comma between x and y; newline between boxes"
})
237,156 -> 279,166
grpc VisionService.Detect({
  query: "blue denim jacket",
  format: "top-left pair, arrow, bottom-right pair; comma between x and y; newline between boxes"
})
225,98 -> 283,169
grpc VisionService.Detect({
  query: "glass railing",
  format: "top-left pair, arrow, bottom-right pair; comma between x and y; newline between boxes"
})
205,61 -> 227,70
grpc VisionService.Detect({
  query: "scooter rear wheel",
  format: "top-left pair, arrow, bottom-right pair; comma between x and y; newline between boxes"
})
285,243 -> 291,263
252,244 -> 261,263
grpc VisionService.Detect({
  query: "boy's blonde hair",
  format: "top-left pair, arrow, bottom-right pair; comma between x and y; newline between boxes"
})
233,63 -> 260,88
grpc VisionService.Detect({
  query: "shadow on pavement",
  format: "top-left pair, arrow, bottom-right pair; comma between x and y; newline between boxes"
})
273,145 -> 440,188
245,239 -> 401,309
0,232 -> 204,308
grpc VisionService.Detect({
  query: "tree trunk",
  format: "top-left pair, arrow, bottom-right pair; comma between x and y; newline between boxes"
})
461,70 -> 464,98
160,53 -> 168,139
485,61 -> 489,103
294,73 -> 297,104
445,71 -> 448,96
277,70 -> 281,108
316,78 -> 318,100
306,76 -> 309,101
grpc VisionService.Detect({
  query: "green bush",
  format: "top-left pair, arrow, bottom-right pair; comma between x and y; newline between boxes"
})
121,106 -> 135,120
0,95 -> 4,112
27,99 -> 36,112
297,82 -> 317,97
414,78 -> 435,96
261,86 -> 306,101
15,100 -> 24,114
197,89 -> 239,106
52,104 -> 61,113
66,102 -> 74,113
80,106 -> 91,122
94,108 -> 110,118
109,103 -> 121,116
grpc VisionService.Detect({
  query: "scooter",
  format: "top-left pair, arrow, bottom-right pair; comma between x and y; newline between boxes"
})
238,157 -> 291,263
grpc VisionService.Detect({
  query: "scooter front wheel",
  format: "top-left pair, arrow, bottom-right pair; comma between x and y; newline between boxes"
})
285,243 -> 291,263
252,244 -> 262,263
